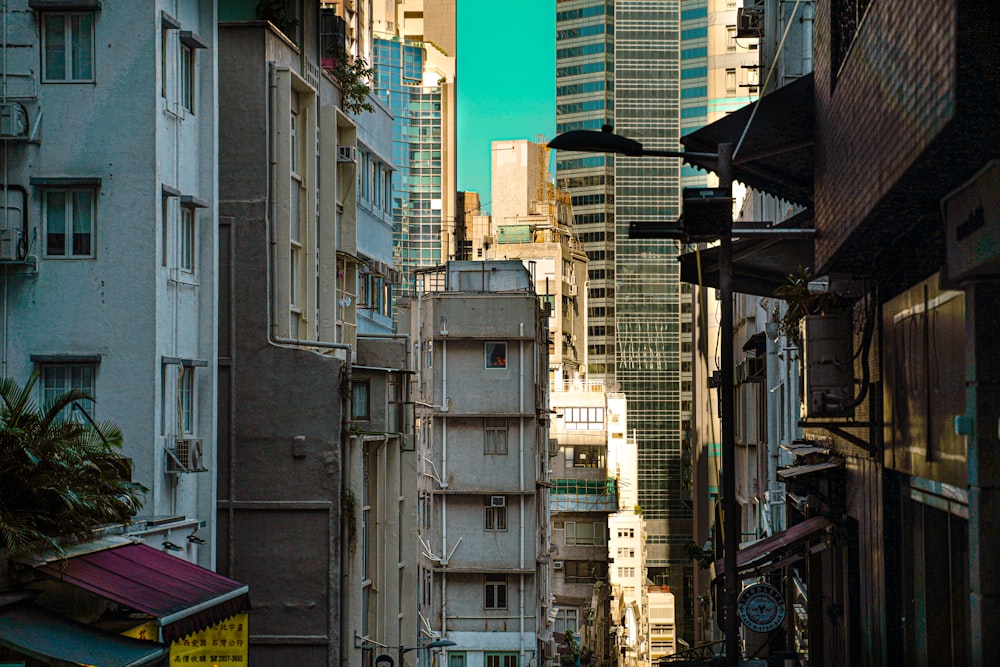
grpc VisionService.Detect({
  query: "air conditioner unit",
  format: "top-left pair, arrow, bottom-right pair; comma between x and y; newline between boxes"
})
568,283 -> 578,296
553,560 -> 564,570
490,495 -> 506,507
337,145 -> 357,163
0,103 -> 27,138
166,438 -> 207,473
0,227 -> 22,261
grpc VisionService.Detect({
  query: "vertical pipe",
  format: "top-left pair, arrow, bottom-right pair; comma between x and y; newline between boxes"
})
440,332 -> 448,643
518,333 -> 526,659
765,322 -> 782,534
717,143 -> 740,667
801,1 -> 814,74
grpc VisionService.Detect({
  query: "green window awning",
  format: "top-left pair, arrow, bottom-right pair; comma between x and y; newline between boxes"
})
0,602 -> 166,667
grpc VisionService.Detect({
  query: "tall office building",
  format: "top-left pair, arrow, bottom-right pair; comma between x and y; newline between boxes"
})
556,0 -> 695,640
373,0 -> 457,293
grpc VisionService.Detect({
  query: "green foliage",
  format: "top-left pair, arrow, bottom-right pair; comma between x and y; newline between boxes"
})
256,0 -> 299,33
773,267 -> 847,347
328,47 -> 375,115
342,488 -> 357,552
559,629 -> 581,667
0,374 -> 147,559
685,540 -> 714,570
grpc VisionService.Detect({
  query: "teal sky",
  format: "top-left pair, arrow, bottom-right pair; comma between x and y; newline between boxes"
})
457,1 -> 556,214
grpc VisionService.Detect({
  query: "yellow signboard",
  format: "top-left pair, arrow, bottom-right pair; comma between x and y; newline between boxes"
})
168,614 -> 249,665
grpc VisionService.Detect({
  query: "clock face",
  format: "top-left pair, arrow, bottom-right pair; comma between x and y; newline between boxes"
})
737,583 -> 786,632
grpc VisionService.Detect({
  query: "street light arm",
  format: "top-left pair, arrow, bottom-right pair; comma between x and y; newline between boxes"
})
548,127 -> 718,163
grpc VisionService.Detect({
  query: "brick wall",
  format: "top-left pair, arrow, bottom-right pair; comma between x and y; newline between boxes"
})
813,0 -> 957,270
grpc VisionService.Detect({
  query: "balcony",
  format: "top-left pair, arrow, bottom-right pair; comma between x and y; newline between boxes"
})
551,478 -> 618,513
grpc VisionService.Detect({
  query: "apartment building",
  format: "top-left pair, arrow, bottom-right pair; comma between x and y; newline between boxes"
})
605,393 -> 645,667
402,260 -> 550,667
216,4 -> 361,664
0,0 -> 218,558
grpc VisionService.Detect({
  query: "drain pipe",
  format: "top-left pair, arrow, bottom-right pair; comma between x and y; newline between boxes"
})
765,322 -> 783,534
801,1 -> 814,75
518,324 -> 526,663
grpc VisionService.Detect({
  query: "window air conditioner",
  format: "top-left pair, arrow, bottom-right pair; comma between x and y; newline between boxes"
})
553,560 -> 564,570
166,438 -> 207,473
490,495 -> 506,507
337,145 -> 357,163
0,103 -> 28,138
0,227 -> 22,261
568,283 -> 578,296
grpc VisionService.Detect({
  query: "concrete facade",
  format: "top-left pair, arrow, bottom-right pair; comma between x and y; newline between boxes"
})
216,11 -> 353,665
402,261 -> 551,667
481,140 -> 588,386
0,0 -> 218,562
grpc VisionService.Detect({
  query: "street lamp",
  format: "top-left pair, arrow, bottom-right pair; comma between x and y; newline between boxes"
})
548,127 -> 741,667
399,639 -> 457,667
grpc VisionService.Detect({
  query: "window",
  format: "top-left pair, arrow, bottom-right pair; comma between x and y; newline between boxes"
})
565,521 -> 606,546
554,608 -> 579,634
180,206 -> 194,272
617,528 -> 635,539
485,496 -> 507,531
484,418 -> 508,455
44,189 -> 95,258
180,43 -> 194,112
421,566 -> 433,606
485,653 -> 517,667
563,445 -> 605,468
40,363 -> 95,421
448,654 -> 467,667
565,560 -> 607,584
352,380 -> 370,420
726,68 -> 737,95
485,577 -> 508,609
726,25 -> 737,51
563,407 -> 605,430
485,342 -> 507,369
161,193 -> 171,266
42,12 -> 94,82
179,367 -> 194,434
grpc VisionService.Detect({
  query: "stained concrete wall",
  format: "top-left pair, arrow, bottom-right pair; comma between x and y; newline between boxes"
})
217,20 -> 345,667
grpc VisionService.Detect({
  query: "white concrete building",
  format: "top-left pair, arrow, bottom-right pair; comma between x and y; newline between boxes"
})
606,394 -> 652,667
1,0 -> 218,564
402,261 -> 551,667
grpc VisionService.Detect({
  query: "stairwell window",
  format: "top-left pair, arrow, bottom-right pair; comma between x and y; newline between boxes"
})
43,188 -> 95,258
484,418 -> 508,455
178,368 -> 194,435
41,11 -> 95,83
485,577 -> 507,609
179,206 -> 194,272
484,496 -> 507,531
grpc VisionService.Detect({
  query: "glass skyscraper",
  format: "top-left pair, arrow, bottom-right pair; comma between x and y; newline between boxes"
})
373,36 -> 447,292
556,0 -> 695,640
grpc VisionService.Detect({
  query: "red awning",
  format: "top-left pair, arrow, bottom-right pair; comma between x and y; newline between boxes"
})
714,515 -> 833,577
38,543 -> 250,643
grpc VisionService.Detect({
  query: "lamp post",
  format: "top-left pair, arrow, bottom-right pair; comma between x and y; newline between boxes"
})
548,127 -> 741,667
399,639 -> 457,667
